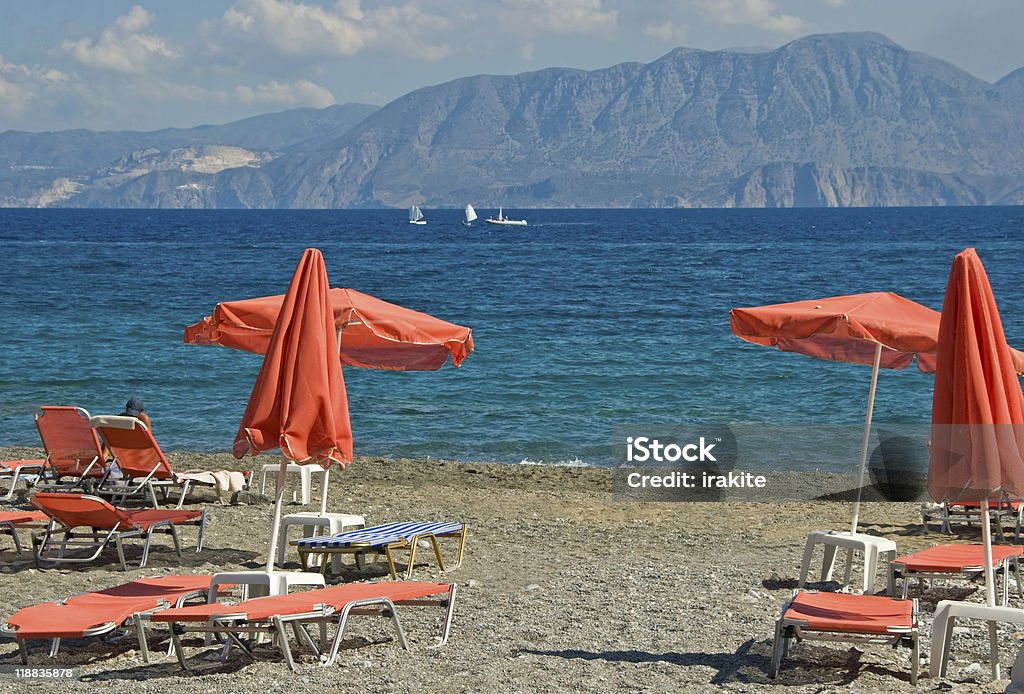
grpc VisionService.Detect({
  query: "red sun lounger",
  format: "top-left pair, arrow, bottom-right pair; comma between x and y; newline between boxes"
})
923,497 -> 1024,542
770,591 -> 919,684
91,415 -> 251,508
1,459 -> 44,500
146,581 -> 457,671
90,415 -> 191,508
0,510 -> 47,554
30,492 -> 205,570
33,406 -> 108,492
888,543 -> 1024,605
0,575 -> 215,663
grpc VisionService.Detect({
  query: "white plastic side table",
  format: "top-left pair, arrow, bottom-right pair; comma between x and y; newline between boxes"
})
258,463 -> 328,505
208,569 -> 326,601
930,599 -> 1017,680
798,530 -> 897,594
275,511 -> 366,568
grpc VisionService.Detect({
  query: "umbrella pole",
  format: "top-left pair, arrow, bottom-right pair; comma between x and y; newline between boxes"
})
265,457 -> 289,573
981,498 -> 997,606
850,342 -> 882,535
981,498 -> 1000,678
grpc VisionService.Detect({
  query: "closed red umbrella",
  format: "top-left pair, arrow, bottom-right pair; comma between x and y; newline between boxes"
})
234,248 -> 350,571
929,248 -> 1024,609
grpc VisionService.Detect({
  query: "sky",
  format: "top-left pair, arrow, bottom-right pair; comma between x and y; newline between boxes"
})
1,0 -> 1022,133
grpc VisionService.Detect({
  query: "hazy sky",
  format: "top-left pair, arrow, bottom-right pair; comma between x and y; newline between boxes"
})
2,0 -> 1022,133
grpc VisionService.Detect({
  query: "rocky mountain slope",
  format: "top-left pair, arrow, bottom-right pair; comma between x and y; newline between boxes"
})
273,32 -> 1024,208
3,33 -> 1022,208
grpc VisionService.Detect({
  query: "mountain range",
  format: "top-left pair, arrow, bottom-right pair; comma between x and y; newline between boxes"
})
3,32 -> 1023,209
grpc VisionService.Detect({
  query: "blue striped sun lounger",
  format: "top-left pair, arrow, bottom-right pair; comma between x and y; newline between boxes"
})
291,521 -> 467,579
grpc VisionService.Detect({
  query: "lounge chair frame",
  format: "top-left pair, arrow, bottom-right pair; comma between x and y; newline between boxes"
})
1,459 -> 44,500
294,522 -> 467,579
922,495 -> 1023,542
0,513 -> 47,554
149,583 -> 457,672
30,493 -> 205,570
769,592 -> 919,685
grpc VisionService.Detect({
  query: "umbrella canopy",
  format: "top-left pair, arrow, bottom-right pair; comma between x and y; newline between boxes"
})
232,248 -> 350,571
928,248 -> 1024,676
730,292 -> 940,373
730,292 -> 942,534
185,288 -> 473,371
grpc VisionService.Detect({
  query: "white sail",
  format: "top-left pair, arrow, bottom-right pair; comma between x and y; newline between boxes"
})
409,205 -> 426,224
465,204 -> 477,223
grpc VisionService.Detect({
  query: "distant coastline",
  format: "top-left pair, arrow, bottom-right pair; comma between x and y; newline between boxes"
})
3,33 -> 1023,210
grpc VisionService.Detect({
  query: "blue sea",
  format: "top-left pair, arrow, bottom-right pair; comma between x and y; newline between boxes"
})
1,207 -> 1022,469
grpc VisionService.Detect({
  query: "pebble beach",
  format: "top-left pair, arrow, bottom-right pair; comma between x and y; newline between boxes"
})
0,446 -> 1020,693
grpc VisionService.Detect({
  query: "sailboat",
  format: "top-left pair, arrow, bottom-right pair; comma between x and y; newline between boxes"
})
485,207 -> 528,226
408,205 -> 426,225
463,204 -> 477,226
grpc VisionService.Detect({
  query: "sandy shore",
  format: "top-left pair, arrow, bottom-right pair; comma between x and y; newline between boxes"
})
0,445 -> 1018,693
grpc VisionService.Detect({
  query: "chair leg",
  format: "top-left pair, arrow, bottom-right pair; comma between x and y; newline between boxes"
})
176,481 -> 191,509
1014,558 -> 1024,603
384,599 -> 410,650
115,535 -> 129,571
169,524 -> 182,557
938,615 -> 955,677
436,584 -> 458,647
403,541 -> 419,580
272,616 -> 297,672
910,632 -> 919,685
451,527 -> 467,570
9,526 -> 23,554
989,620 -> 1001,679
769,619 -> 786,678
428,535 -> 446,571
135,619 -> 151,664
169,624 -> 191,671
383,547 -> 400,580
196,513 -> 206,553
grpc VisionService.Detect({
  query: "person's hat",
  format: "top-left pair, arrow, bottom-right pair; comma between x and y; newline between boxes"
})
125,398 -> 145,416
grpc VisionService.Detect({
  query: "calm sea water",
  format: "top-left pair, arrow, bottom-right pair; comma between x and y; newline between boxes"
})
1,207 -> 1022,468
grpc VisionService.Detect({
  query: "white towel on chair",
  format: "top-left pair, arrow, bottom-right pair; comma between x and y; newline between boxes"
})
177,470 -> 248,499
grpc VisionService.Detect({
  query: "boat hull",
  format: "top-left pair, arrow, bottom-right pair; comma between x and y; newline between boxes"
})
485,219 -> 528,226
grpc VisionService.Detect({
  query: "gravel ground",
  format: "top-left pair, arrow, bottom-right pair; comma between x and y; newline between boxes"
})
0,446 -> 1020,693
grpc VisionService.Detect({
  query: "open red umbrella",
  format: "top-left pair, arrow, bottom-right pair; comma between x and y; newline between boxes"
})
929,248 -> 1024,611
232,248 -> 350,571
185,288 -> 473,370
731,292 -> 941,533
